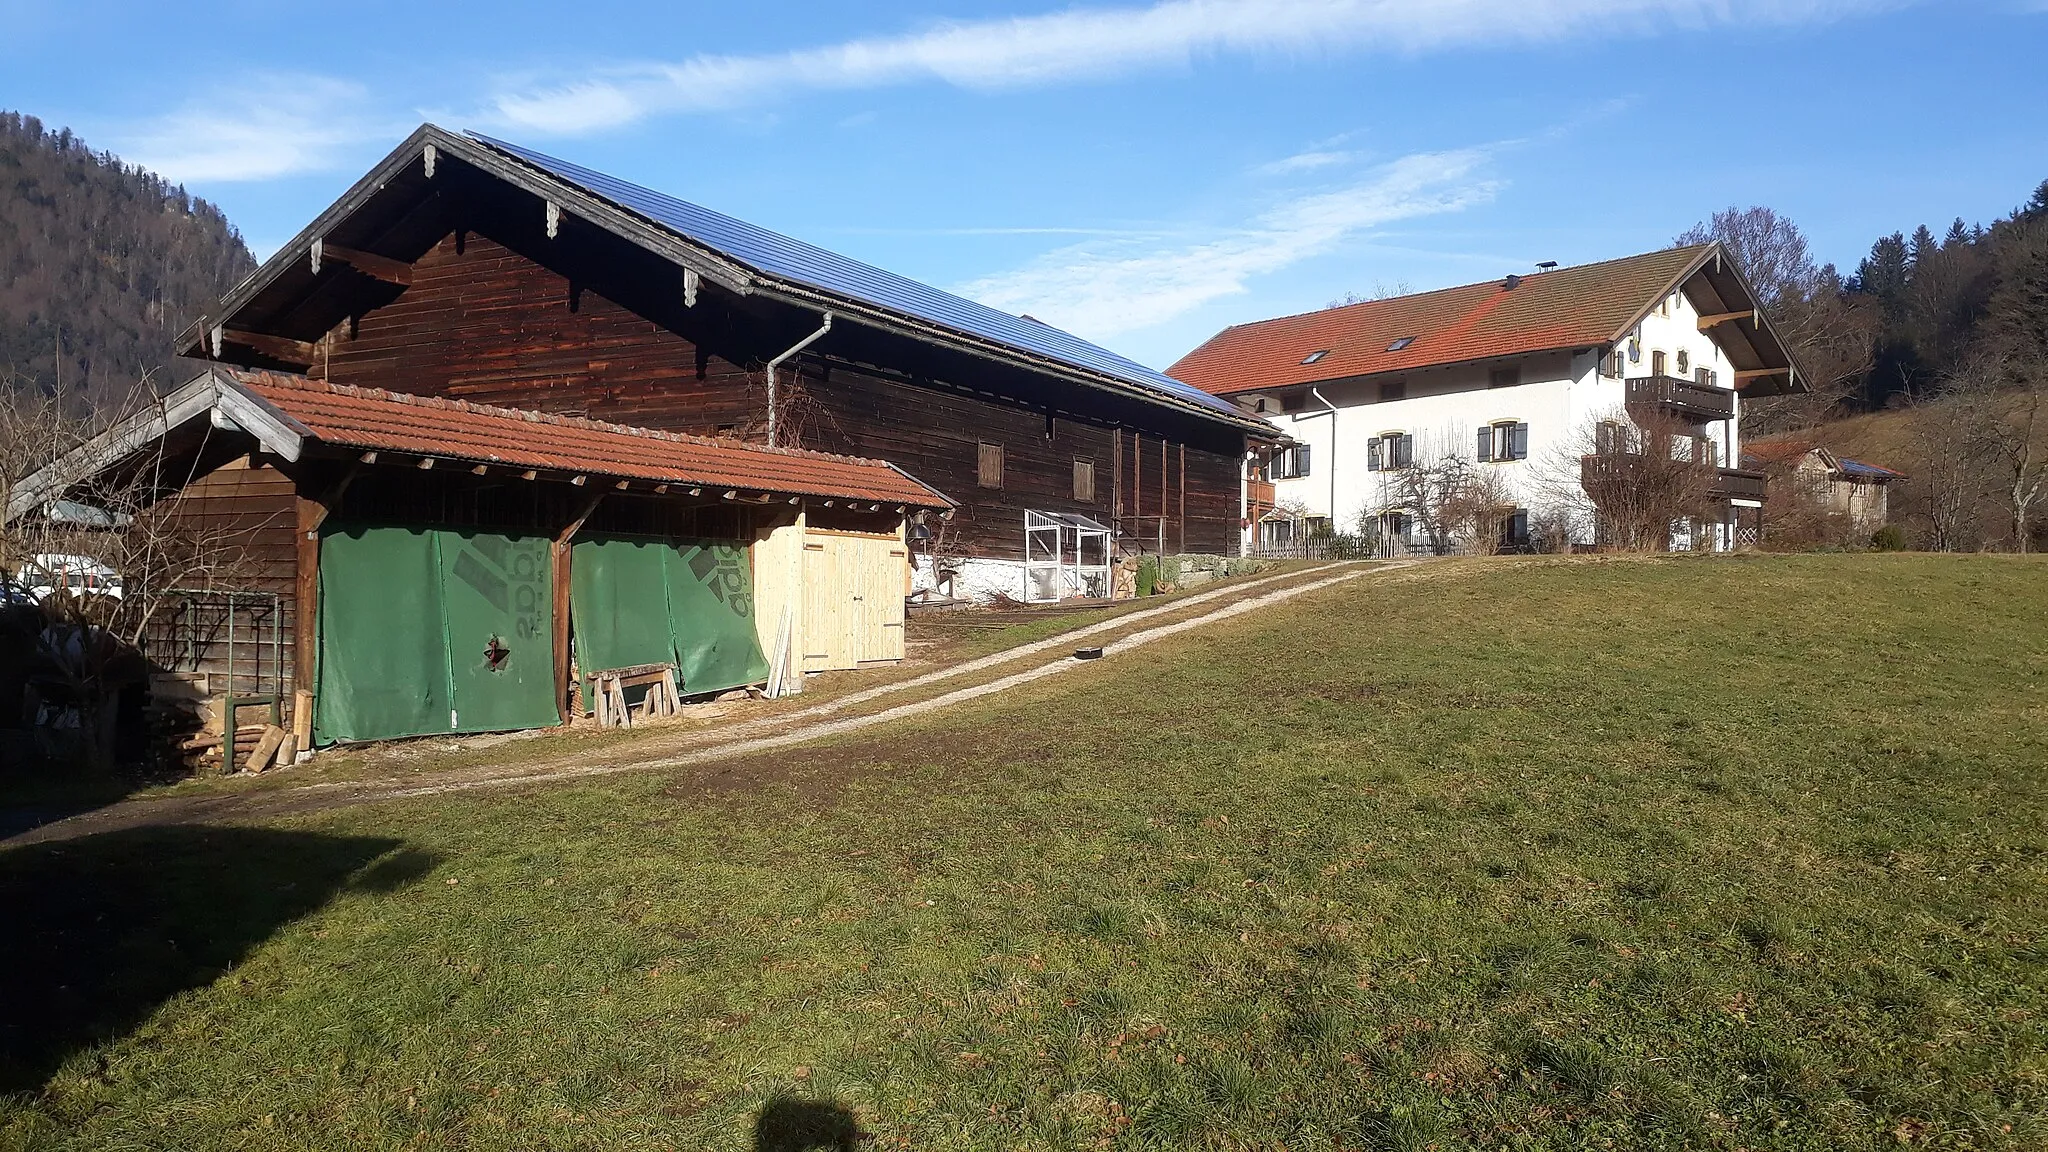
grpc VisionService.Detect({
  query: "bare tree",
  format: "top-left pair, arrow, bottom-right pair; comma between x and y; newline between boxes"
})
4,376 -> 269,768
1380,432 -> 1516,556
1531,407 -> 1722,552
1325,281 -> 1415,309
1676,208 -> 1877,434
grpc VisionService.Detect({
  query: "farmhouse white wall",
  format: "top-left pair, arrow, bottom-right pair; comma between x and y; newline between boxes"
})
1256,285 -> 1744,546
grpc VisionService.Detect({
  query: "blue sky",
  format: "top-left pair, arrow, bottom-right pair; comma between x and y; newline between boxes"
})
6,0 -> 2046,368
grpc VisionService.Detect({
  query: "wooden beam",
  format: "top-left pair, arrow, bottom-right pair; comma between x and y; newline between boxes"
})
224,327 -> 316,363
613,479 -> 630,490
570,474 -> 587,486
358,451 -> 378,464
552,489 -> 607,724
416,457 -> 436,470
521,470 -> 538,481
471,464 -> 489,475
320,243 -> 413,286
1733,368 -> 1785,381
294,494 -> 322,697
1697,310 -> 1756,331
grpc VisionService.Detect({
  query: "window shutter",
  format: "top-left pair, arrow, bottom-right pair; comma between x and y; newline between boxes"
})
1073,459 -> 1095,502
1295,444 -> 1310,477
1368,437 -> 1382,472
1511,422 -> 1529,460
1396,435 -> 1413,469
978,442 -> 1004,488
1476,425 -> 1493,462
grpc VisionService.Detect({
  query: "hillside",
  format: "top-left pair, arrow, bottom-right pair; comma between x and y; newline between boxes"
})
4,554 -> 2044,1149
1765,395 -> 2048,550
0,111 -> 255,407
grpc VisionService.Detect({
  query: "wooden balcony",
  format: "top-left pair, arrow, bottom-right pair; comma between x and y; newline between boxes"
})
1710,468 -> 1767,501
1579,458 -> 1769,504
1625,375 -> 1736,423
1246,477 -> 1276,514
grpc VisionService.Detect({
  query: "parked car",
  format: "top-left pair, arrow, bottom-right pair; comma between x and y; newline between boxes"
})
17,554 -> 124,601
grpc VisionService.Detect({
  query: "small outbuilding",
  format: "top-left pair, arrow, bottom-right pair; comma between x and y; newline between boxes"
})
7,367 -> 952,745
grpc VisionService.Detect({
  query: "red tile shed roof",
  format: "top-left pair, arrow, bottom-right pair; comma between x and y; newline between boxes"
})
1168,246 -> 1712,397
227,369 -> 952,507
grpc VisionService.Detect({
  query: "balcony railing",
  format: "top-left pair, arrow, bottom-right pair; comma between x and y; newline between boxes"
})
1580,458 -> 1769,504
1710,468 -> 1767,501
1625,375 -> 1736,423
1246,478 -> 1276,510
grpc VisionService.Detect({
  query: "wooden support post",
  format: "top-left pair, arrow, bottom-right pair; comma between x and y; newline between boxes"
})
294,494 -> 321,697
1159,437 -> 1168,556
553,490 -> 606,721
1179,444 -> 1187,554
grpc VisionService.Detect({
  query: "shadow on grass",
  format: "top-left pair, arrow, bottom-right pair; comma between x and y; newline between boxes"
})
755,1094 -> 867,1150
0,825 -> 436,1094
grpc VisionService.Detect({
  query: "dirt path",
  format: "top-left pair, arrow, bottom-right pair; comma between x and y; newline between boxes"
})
6,561 -> 1406,845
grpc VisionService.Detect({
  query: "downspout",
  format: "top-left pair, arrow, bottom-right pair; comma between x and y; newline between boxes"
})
1304,385 -> 1340,528
765,311 -> 833,448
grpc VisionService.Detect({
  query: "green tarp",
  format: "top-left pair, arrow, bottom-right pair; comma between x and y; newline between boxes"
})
570,535 -> 768,698
315,524 -> 558,744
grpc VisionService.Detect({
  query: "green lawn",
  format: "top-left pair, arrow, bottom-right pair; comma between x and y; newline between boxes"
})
4,554 -> 2045,1150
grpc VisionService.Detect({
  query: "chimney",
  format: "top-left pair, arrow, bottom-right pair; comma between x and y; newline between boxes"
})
1503,274 -> 1522,290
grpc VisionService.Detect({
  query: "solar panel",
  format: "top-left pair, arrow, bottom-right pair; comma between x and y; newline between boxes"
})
468,133 -> 1246,421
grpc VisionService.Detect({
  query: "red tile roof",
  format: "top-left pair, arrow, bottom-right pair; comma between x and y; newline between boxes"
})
1742,437 -> 1820,467
1168,246 -> 1713,396
226,370 -> 952,507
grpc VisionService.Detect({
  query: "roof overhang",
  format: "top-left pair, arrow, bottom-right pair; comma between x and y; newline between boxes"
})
177,126 -> 1270,438
1611,242 -> 1807,397
7,367 -> 955,525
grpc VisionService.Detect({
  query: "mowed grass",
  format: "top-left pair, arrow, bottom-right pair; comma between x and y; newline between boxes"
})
3,554 -> 2045,1150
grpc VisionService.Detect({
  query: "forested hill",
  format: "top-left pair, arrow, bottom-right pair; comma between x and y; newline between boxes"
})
0,111 -> 256,407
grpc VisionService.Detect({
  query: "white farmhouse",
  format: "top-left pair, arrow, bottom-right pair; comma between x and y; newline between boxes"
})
1168,244 -> 1804,554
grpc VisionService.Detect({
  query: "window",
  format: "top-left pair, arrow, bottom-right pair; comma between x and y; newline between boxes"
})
1594,419 -> 1627,456
1695,366 -> 1718,388
1301,350 -> 1330,365
1270,444 -> 1311,480
1501,509 -> 1531,551
977,441 -> 1004,488
1368,432 -> 1414,471
1379,380 -> 1407,402
1382,511 -> 1413,543
1386,336 -> 1416,352
1676,349 -> 1691,374
1072,458 -> 1096,502
1651,350 -> 1667,376
1603,351 -> 1624,378
1477,421 -> 1529,462
1489,366 -> 1522,389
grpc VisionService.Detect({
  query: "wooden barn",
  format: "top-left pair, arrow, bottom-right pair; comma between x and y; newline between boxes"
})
9,367 -> 951,746
171,125 -> 1270,600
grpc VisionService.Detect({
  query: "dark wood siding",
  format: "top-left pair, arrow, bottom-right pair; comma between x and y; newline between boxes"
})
319,233 -> 764,434
143,458 -> 301,694
308,229 -> 1245,559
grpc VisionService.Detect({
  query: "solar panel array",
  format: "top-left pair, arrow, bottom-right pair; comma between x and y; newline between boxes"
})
468,133 -> 1246,421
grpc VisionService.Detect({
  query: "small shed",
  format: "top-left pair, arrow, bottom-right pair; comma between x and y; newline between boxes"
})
7,368 -> 953,745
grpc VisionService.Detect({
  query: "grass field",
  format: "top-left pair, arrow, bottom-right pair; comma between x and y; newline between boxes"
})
3,554 -> 2045,1150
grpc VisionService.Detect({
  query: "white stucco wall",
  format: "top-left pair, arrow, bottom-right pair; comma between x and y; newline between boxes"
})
1254,285 -> 1746,549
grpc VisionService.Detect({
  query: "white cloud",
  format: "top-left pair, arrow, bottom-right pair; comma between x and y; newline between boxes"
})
483,0 -> 1911,136
112,77 -> 397,183
954,146 -> 1499,339
1255,149 -> 1359,175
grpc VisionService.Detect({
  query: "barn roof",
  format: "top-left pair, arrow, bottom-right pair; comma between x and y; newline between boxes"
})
174,125 -> 1265,435
1167,244 -> 1804,398
5,368 -> 953,522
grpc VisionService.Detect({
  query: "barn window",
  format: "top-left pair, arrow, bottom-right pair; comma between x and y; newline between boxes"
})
1072,458 -> 1096,502
977,442 -> 1004,489
1488,366 -> 1521,389
1380,380 -> 1407,401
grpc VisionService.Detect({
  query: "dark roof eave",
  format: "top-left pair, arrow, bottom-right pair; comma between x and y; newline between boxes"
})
752,281 -> 1268,435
